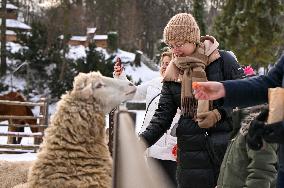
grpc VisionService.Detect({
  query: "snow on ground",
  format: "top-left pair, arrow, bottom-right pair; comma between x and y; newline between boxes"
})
0,152 -> 37,161
67,45 -> 87,60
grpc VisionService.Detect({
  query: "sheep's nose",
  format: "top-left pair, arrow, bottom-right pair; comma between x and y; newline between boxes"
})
129,83 -> 134,86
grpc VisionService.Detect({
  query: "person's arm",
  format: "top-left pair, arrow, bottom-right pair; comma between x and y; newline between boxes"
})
139,82 -> 178,147
194,55 -> 284,107
131,79 -> 157,101
245,143 -> 278,187
114,68 -> 158,101
223,55 -> 284,108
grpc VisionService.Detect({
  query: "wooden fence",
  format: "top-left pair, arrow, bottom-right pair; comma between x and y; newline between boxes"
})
0,98 -> 49,154
108,102 -> 143,156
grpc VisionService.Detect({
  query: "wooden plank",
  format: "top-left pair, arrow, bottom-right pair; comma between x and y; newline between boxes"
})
126,102 -> 146,110
0,132 -> 43,137
0,123 -> 47,128
0,100 -> 45,106
0,149 -> 36,154
0,144 -> 40,149
0,115 -> 43,119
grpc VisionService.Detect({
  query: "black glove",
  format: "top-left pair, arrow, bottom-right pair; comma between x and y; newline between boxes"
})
263,121 -> 284,144
246,109 -> 269,150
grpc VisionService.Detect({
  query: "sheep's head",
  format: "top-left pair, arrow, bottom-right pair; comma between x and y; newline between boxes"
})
72,72 -> 136,113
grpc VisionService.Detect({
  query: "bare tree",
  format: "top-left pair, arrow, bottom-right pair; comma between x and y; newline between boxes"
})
0,0 -> 7,76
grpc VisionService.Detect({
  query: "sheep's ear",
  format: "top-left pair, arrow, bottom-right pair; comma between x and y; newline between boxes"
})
73,73 -> 88,91
79,83 -> 93,99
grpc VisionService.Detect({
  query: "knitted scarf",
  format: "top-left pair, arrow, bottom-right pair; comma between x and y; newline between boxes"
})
163,36 -> 221,119
164,46 -> 211,119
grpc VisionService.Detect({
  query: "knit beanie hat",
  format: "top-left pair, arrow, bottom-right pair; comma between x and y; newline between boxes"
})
163,13 -> 200,45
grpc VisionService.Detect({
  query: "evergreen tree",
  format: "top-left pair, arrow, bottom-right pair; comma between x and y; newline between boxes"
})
87,43 -> 113,77
9,21 -> 51,93
48,39 -> 75,99
73,42 -> 113,77
107,31 -> 118,53
193,0 -> 206,36
48,61 -> 75,99
213,0 -> 283,67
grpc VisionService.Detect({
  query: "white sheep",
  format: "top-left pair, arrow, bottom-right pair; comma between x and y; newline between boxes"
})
19,71 -> 136,188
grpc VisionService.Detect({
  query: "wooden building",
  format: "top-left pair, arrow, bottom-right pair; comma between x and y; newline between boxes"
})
0,3 -> 31,42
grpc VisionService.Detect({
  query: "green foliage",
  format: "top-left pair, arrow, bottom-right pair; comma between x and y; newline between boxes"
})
87,43 -> 113,77
155,40 -> 169,64
0,82 -> 9,92
8,21 -> 51,93
48,42 -> 114,98
193,0 -> 206,36
48,62 -> 75,99
213,0 -> 284,66
107,31 -> 118,53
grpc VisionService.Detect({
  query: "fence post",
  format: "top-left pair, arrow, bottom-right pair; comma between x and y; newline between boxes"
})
108,107 -> 117,157
36,97 -> 48,145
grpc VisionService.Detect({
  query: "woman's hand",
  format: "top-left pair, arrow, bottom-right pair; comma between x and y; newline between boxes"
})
113,57 -> 123,76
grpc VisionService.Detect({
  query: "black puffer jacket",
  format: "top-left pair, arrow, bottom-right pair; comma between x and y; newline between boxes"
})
140,51 -> 245,188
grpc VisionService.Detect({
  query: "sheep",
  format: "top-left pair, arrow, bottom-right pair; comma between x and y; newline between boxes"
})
0,161 -> 32,188
22,71 -> 136,188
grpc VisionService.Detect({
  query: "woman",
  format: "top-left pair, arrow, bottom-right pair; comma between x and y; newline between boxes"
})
139,13 -> 244,188
114,51 -> 180,186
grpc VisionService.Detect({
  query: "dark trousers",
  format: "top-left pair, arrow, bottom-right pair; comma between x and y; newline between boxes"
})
148,157 -> 177,187
277,145 -> 284,188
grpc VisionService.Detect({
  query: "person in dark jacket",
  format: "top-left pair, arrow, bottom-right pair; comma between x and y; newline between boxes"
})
139,13 -> 244,188
194,55 -> 284,188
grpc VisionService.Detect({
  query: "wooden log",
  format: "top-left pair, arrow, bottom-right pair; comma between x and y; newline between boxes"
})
0,132 -> 43,137
0,149 -> 37,154
0,115 -> 43,120
0,100 -> 45,106
0,123 -> 47,128
0,144 -> 39,150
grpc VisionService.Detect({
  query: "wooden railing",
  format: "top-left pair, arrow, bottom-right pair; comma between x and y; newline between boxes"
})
0,98 -> 49,154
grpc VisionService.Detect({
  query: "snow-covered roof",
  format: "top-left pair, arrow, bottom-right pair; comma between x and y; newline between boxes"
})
94,35 -> 108,40
6,30 -> 16,35
0,19 -> 31,30
0,3 -> 18,10
70,36 -> 87,41
136,50 -> 143,54
0,30 -> 13,35
87,27 -> 96,34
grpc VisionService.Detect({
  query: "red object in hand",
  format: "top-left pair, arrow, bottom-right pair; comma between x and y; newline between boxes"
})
115,57 -> 122,76
172,144 -> 177,159
192,82 -> 200,90
116,57 -> 122,67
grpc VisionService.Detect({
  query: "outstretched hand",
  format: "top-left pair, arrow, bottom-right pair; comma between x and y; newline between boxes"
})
193,81 -> 226,100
